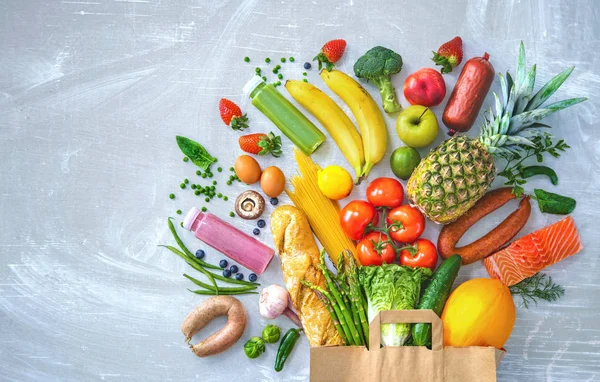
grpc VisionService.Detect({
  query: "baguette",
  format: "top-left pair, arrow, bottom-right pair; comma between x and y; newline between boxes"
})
270,205 -> 344,347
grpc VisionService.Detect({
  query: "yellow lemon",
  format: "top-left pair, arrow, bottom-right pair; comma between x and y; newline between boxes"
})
317,165 -> 353,200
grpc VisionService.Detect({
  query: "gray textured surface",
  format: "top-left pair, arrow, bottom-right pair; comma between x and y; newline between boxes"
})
1,0 -> 599,381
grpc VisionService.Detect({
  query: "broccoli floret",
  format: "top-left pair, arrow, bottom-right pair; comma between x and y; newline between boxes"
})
353,46 -> 403,113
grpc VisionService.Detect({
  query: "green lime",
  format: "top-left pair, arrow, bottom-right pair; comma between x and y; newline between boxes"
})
390,146 -> 421,180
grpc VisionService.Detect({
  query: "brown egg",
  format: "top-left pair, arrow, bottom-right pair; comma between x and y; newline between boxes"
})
234,155 -> 262,184
260,166 -> 286,198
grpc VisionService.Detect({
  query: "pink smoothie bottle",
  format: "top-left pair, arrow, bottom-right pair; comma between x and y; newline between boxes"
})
182,207 -> 274,274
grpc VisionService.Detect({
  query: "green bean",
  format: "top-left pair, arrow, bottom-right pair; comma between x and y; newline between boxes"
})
188,289 -> 258,296
183,274 -> 257,293
161,245 -> 219,292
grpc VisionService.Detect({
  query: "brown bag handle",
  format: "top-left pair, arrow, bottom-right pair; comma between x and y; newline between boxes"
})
369,309 -> 443,351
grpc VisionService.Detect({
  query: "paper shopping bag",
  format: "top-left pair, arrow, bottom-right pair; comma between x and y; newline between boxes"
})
310,310 -> 503,382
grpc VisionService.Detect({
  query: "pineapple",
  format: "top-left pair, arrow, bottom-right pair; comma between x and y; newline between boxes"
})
407,42 -> 586,224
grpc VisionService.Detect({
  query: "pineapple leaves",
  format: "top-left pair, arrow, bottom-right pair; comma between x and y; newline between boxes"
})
514,64 -> 536,115
525,66 -> 575,111
516,41 -> 527,86
543,97 -> 588,112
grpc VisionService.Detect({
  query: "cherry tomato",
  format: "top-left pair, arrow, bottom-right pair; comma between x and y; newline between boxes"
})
386,205 -> 426,243
366,177 -> 404,208
399,238 -> 438,271
356,232 -> 396,266
340,200 -> 379,240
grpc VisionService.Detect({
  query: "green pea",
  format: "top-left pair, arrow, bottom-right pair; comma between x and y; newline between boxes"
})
205,197 -> 210,203
280,57 -> 286,63
176,210 -> 182,215
218,193 -> 223,198
262,76 -> 267,81
303,79 -> 308,83
180,183 -> 186,189
223,196 -> 229,201
272,68 -> 278,74
303,72 -> 307,76
230,212 -> 235,217
229,167 -> 234,171
217,167 -> 223,172
194,190 -> 201,196
191,184 -> 196,189
183,157 -> 189,162
227,181 -> 232,185
265,57 -> 271,63
255,67 -> 261,74
201,207 -> 207,212
184,179 -> 189,184
277,73 -> 283,80
212,180 -> 217,185
202,173 -> 207,178
169,193 -> 175,199
244,56 -> 250,62
207,173 -> 213,178
289,57 -> 295,62
275,65 -> 281,70
196,170 -> 201,176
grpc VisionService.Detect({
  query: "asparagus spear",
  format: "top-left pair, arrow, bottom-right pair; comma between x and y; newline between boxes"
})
319,249 -> 363,346
313,287 -> 349,345
344,251 -> 370,344
301,280 -> 354,345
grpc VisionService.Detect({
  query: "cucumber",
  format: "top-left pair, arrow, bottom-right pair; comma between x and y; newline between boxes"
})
412,254 -> 462,346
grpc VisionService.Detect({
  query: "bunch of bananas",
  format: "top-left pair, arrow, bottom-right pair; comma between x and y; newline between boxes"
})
285,70 -> 387,184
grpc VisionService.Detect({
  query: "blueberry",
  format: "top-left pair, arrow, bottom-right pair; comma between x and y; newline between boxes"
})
249,273 -> 258,282
257,219 -> 266,228
270,197 -> 279,206
230,265 -> 239,274
253,228 -> 260,236
303,62 -> 311,70
223,269 -> 232,277
235,273 -> 244,281
219,259 -> 228,268
195,249 -> 205,259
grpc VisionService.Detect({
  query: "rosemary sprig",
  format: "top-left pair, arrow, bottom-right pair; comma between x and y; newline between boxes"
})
497,133 -> 570,197
509,273 -> 565,308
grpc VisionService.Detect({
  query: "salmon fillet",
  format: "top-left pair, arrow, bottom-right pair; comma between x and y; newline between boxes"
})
483,216 -> 583,286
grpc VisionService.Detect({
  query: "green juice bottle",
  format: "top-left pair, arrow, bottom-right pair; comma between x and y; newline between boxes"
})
243,77 -> 325,156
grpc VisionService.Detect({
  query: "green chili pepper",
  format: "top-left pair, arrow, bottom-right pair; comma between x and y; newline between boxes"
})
521,165 -> 558,185
274,328 -> 302,372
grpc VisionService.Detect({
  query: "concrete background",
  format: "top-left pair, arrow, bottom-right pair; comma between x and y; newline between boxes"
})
1,0 -> 599,380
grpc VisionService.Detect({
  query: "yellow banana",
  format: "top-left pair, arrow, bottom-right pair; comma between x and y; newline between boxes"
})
285,80 -> 364,181
320,70 -> 388,179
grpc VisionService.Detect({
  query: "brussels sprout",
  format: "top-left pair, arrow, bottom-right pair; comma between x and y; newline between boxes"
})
262,324 -> 282,344
244,336 -> 265,359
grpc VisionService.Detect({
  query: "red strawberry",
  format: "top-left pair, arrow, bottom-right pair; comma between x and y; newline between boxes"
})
314,39 -> 347,71
432,36 -> 463,74
238,132 -> 282,157
219,98 -> 249,130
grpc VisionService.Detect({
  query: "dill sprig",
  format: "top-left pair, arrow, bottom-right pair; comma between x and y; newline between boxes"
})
509,273 -> 565,308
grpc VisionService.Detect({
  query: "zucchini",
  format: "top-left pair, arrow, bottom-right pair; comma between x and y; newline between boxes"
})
412,254 -> 461,346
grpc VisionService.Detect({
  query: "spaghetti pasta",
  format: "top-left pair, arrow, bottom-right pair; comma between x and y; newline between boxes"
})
286,149 -> 358,263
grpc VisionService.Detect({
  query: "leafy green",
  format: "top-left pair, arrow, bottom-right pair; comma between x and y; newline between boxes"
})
509,273 -> 565,308
359,264 -> 431,346
176,136 -> 217,171
497,133 -> 570,196
533,189 -> 576,214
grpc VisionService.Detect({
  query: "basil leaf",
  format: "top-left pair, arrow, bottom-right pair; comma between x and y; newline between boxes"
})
533,189 -> 576,215
176,136 -> 217,171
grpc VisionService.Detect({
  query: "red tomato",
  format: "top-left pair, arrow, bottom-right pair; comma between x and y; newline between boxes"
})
399,238 -> 438,270
356,232 -> 396,266
340,200 -> 378,240
386,205 -> 426,243
366,177 -> 404,208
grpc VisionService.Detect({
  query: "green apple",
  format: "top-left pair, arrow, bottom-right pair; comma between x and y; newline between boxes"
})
390,146 -> 421,180
395,105 -> 439,148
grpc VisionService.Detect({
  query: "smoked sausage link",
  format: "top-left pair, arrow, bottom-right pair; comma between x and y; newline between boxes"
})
437,187 -> 532,265
442,52 -> 495,132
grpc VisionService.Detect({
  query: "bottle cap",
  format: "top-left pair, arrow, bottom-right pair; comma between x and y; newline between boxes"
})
243,76 -> 265,98
182,207 -> 201,231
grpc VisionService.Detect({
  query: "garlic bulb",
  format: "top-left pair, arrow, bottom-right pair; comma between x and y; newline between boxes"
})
259,285 -> 302,327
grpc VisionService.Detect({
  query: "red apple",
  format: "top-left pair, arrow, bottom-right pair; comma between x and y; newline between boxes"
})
403,68 -> 446,107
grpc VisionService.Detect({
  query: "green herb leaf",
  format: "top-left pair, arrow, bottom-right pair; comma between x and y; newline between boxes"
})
176,136 -> 217,171
509,273 -> 565,308
533,189 -> 576,215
